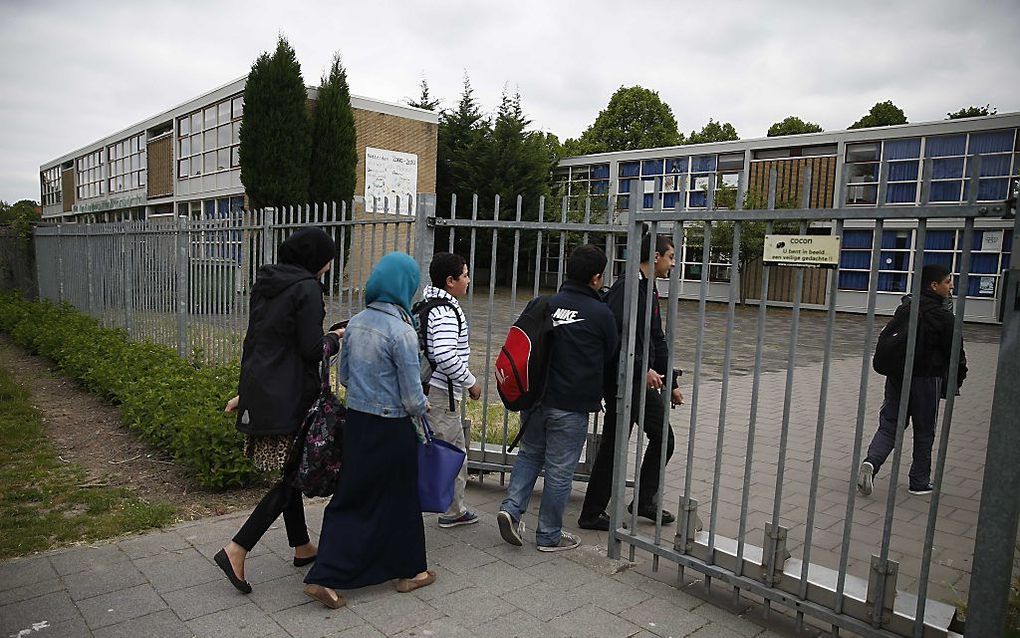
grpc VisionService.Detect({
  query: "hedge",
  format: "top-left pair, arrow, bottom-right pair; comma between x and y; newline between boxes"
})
0,291 -> 253,489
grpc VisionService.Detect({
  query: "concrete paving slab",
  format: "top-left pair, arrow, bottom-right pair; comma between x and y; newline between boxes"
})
75,583 -> 166,630
92,609 -> 192,638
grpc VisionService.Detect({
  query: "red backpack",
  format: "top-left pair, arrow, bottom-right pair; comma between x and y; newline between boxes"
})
494,297 -> 554,412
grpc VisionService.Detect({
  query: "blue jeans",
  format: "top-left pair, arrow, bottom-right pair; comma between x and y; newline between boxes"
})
500,405 -> 589,547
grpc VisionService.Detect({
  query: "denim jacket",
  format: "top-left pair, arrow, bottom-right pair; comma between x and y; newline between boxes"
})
339,301 -> 429,419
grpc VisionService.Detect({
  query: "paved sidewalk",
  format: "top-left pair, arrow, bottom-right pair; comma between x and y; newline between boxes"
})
0,490 -> 807,638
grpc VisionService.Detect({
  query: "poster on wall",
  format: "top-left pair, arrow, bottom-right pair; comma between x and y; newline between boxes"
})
980,230 -> 1002,253
979,276 -> 995,295
365,147 -> 418,215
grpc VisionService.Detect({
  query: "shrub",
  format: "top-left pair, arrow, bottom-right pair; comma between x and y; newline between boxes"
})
0,291 -> 252,489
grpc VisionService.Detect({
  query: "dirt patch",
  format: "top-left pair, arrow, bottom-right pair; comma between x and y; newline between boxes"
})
0,334 -> 267,522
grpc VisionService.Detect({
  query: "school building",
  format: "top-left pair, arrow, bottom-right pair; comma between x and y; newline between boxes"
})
556,113 -> 1019,323
38,76 -> 438,224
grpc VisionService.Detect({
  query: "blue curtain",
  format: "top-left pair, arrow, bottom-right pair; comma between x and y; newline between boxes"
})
878,273 -> 907,292
838,271 -> 870,291
591,164 -> 610,179
925,230 -> 956,250
887,160 -> 919,182
925,135 -> 966,157
886,183 -> 917,203
843,229 -> 873,249
839,250 -> 872,269
930,181 -> 961,202
642,159 -> 664,176
619,162 -> 640,177
932,158 -> 964,179
884,138 -> 921,160
691,156 -> 716,172
969,130 -> 1015,154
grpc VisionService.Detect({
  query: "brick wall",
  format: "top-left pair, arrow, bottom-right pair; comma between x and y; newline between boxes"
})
344,108 -> 438,284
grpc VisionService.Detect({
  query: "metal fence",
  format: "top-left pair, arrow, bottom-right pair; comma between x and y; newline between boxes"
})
33,197 -> 426,364
601,164 -> 1017,638
23,174 -> 1019,636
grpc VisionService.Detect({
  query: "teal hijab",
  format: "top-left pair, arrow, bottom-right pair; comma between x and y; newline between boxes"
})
365,252 -> 420,317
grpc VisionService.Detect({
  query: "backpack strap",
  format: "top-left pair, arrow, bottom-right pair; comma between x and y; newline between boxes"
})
419,297 -> 464,411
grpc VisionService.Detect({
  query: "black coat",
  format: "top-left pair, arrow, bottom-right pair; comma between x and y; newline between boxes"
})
888,290 -> 968,391
235,264 -> 338,436
605,273 -> 675,390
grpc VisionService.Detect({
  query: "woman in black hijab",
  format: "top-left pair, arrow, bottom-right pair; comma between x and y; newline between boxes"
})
215,227 -> 343,594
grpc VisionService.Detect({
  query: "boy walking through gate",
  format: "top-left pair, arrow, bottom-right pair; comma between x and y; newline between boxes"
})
497,245 -> 618,551
579,232 -> 684,531
421,252 -> 482,527
858,263 -> 967,497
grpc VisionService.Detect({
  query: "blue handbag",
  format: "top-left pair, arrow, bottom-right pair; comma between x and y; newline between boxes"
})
416,415 -> 467,513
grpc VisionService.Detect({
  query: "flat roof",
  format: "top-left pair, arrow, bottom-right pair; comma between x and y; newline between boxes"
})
558,112 -> 1020,166
42,75 -> 438,169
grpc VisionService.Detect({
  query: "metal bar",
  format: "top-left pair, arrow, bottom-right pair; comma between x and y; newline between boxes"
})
964,184 -> 1020,638
480,195 -> 501,466
533,197 -> 544,298
631,203 -> 1007,223
872,218 -> 928,627
557,197 -> 567,290
175,215 -> 188,357
608,193 -> 643,561
709,218 -> 741,559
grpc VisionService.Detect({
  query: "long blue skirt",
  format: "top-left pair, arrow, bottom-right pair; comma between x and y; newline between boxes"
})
304,409 -> 427,589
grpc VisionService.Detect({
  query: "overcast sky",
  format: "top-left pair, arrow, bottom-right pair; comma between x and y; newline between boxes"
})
2,0 -> 1018,203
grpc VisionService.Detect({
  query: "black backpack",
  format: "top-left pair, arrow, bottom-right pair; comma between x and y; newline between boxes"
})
412,297 -> 463,411
873,311 -> 925,378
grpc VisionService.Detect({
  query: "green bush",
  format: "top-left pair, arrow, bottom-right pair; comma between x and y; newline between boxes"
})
0,291 -> 253,489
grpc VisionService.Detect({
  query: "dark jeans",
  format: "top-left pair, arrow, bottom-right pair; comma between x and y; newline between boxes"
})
581,384 -> 675,519
865,377 -> 941,491
233,481 -> 310,551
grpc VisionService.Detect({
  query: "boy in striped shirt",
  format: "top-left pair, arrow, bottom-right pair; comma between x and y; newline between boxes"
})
423,252 -> 482,527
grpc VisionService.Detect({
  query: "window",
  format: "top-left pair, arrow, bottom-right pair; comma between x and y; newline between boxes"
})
177,93 -> 243,180
76,149 -> 104,200
884,138 -> 920,204
926,130 -> 1016,203
107,133 -> 146,193
40,166 -> 62,206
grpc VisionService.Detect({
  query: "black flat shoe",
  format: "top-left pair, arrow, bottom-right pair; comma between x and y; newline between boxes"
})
214,549 -> 252,594
577,512 -> 611,531
293,554 -> 317,567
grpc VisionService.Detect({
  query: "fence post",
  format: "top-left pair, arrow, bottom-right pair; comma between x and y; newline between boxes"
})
261,207 -> 274,268
175,215 -> 189,358
55,224 -> 64,303
122,224 -> 133,336
84,223 -> 94,317
965,213 -> 1020,637
414,194 -> 436,290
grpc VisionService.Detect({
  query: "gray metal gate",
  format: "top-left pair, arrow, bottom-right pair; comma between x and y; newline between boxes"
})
599,164 -> 1017,637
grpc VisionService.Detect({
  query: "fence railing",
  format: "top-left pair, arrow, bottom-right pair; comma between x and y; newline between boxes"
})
21,176 -> 1019,636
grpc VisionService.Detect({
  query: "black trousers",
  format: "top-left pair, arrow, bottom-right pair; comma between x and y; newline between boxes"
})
233,481 -> 310,551
865,377 -> 941,491
581,384 -> 675,519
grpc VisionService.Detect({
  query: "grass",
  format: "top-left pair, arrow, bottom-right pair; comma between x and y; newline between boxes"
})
0,362 -> 175,559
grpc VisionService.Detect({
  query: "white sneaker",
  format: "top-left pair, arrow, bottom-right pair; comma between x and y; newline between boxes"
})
537,531 -> 581,553
857,461 -> 874,496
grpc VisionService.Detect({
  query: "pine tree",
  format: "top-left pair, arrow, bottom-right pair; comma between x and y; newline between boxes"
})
239,36 -> 311,209
309,54 -> 357,209
437,75 -> 489,212
408,78 -> 440,111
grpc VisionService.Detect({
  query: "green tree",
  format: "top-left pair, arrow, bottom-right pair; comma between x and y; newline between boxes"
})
437,75 -> 490,210
239,36 -> 311,209
564,86 -> 683,155
0,200 -> 40,236
767,116 -> 823,137
848,100 -> 907,129
408,78 -> 440,111
947,105 -> 996,119
309,54 -> 357,209
686,119 -> 739,145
